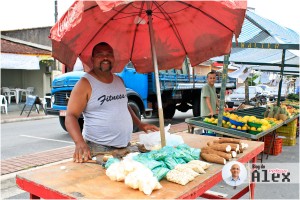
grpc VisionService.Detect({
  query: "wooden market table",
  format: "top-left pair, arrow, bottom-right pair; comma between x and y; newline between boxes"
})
16,133 -> 263,199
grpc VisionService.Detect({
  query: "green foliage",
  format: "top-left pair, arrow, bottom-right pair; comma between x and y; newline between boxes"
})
248,74 -> 259,86
287,93 -> 299,101
39,59 -> 54,68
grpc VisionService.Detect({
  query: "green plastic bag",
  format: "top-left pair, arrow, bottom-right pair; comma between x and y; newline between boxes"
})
163,156 -> 179,170
104,158 -> 120,169
133,155 -> 162,170
151,167 -> 170,181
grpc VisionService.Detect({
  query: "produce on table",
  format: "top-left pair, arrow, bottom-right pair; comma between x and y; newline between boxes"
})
188,160 -> 212,170
218,138 -> 243,144
184,163 -> 206,174
201,138 -> 248,164
106,159 -> 162,195
201,153 -> 226,165
207,143 -> 232,153
166,160 -> 212,185
201,147 -> 232,160
264,104 -> 295,121
174,164 -> 200,178
221,143 -> 239,152
166,169 -> 195,185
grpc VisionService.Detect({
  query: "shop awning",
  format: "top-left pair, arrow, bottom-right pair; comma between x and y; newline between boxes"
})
1,53 -> 43,70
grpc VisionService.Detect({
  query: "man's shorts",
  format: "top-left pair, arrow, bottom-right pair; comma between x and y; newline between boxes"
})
85,140 -> 131,157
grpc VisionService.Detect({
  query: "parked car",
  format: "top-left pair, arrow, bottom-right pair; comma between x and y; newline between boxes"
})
226,86 -> 264,106
257,84 -> 272,97
266,87 -> 287,101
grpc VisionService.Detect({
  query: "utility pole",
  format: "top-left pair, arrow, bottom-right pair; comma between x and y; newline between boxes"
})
54,0 -> 58,70
54,0 -> 58,22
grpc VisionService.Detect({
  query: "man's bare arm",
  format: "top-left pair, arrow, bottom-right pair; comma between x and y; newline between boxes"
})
205,97 -> 214,116
66,78 -> 91,163
128,105 -> 159,133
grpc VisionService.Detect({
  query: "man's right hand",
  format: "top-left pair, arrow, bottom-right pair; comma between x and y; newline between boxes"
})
73,141 -> 91,163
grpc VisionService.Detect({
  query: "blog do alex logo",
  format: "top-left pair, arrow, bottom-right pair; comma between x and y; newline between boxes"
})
251,163 -> 299,184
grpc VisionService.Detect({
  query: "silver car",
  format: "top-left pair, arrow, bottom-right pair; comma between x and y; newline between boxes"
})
226,86 -> 264,106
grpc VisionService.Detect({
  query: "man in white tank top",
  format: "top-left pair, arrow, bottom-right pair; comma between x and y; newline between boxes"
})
66,42 -> 159,163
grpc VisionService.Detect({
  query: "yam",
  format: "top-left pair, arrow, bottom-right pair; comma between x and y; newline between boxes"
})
201,153 -> 226,165
222,143 -> 239,152
217,138 -> 241,144
209,144 -> 231,152
238,144 -> 243,153
201,147 -> 232,160
207,141 -> 215,146
231,151 -> 237,158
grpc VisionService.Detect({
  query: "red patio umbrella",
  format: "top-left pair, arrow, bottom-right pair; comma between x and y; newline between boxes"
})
50,0 -> 247,146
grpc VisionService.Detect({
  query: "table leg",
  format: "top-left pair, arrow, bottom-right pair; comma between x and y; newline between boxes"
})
266,131 -> 275,159
249,156 -> 257,199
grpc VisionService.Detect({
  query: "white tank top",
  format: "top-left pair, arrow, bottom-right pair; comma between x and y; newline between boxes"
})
82,73 -> 133,147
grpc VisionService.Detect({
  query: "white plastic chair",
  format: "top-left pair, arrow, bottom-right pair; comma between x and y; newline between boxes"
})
0,95 -> 8,114
2,87 -> 17,104
21,87 -> 35,101
26,87 -> 35,95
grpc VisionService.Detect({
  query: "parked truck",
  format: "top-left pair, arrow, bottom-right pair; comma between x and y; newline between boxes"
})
47,63 -> 236,132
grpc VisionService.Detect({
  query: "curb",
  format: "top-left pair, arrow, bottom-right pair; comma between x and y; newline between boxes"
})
1,115 -> 56,124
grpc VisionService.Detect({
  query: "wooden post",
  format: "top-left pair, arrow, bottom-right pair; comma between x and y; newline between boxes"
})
217,55 -> 230,127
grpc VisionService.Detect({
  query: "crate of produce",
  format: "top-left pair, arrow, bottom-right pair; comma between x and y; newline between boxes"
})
264,138 -> 282,156
247,121 -> 262,128
276,119 -> 297,134
248,130 -> 261,135
229,119 -> 245,127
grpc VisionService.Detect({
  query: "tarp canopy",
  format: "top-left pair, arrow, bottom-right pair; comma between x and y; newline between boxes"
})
211,9 -> 299,75
1,53 -> 41,70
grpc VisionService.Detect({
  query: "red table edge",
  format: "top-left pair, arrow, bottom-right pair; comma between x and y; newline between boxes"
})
16,177 -> 74,199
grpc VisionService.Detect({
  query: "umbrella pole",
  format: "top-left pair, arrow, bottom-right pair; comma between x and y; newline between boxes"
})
146,3 -> 166,147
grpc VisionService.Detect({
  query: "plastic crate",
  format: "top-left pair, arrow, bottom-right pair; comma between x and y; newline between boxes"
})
276,119 -> 297,135
264,138 -> 283,156
277,131 -> 297,138
282,137 -> 297,146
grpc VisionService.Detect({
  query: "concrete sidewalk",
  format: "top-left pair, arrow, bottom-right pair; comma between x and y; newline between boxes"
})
1,102 -> 55,124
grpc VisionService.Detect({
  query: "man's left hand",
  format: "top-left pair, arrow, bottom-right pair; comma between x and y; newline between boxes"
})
138,122 -> 159,133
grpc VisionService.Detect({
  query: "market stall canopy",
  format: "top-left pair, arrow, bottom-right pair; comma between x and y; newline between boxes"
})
1,53 -> 41,70
211,9 -> 299,75
50,1 -> 247,73
0,35 -> 52,70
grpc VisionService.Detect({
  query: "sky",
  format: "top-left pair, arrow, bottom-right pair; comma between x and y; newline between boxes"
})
0,0 -> 299,34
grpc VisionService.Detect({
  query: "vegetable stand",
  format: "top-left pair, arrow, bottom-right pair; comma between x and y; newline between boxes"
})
185,107 -> 299,139
16,133 -> 263,199
185,107 -> 299,160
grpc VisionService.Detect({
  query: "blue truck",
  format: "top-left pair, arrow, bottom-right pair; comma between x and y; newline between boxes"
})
47,63 -> 236,132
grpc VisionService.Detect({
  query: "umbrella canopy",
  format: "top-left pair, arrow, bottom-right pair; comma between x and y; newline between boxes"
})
50,0 -> 246,146
50,1 -> 246,73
